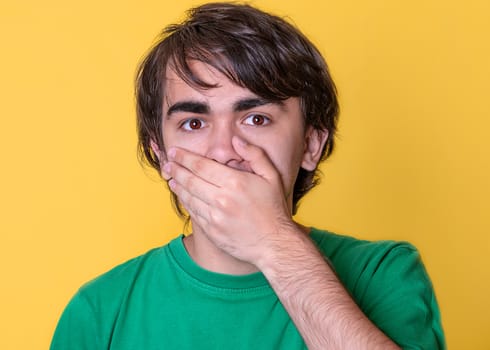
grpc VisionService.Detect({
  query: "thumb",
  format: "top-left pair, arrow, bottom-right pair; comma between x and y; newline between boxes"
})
232,136 -> 279,183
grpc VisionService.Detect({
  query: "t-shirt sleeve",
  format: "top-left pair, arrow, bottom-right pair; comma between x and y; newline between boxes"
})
50,291 -> 101,350
356,243 -> 446,349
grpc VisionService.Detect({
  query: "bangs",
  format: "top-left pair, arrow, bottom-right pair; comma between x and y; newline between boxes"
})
136,2 -> 339,216
162,20 -> 298,102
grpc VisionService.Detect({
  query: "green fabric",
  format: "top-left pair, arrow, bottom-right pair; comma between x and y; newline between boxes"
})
50,228 -> 445,349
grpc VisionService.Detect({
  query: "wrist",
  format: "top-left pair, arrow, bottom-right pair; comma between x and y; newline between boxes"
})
255,223 -> 312,277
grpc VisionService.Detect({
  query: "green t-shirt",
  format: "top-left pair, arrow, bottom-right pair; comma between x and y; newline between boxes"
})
50,228 -> 445,349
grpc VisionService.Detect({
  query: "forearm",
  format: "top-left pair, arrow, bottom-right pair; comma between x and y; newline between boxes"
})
257,227 -> 400,350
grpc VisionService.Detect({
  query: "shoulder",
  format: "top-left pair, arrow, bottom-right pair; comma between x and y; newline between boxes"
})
51,243 -> 174,350
310,227 -> 414,259
309,227 -> 430,300
310,228 -> 445,349
77,244 -> 167,305
310,228 -> 420,285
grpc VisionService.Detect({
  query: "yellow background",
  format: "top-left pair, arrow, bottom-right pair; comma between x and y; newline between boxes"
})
1,0 -> 489,348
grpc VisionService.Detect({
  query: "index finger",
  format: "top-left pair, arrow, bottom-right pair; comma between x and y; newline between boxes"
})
167,147 -> 238,186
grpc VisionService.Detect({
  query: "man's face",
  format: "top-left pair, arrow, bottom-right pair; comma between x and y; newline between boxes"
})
160,61 -> 318,210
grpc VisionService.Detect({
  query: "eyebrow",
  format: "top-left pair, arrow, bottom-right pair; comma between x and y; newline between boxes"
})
233,98 -> 285,112
165,97 -> 285,118
166,101 -> 209,117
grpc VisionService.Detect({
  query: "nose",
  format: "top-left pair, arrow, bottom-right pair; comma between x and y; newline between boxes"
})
205,122 -> 243,166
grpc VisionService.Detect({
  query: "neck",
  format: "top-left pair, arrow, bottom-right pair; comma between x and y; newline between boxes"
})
182,220 -> 311,276
183,228 -> 259,275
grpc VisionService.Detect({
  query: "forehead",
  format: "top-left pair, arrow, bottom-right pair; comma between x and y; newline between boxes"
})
165,60 -> 220,85
163,61 -> 258,106
161,60 -> 302,117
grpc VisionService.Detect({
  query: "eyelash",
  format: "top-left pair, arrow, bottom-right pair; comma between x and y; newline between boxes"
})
178,114 -> 271,131
180,118 -> 206,131
243,114 -> 271,126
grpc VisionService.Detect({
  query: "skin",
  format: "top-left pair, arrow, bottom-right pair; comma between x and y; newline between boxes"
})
152,61 -> 400,349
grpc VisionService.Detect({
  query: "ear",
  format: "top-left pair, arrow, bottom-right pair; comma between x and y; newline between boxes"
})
150,139 -> 167,165
301,127 -> 329,171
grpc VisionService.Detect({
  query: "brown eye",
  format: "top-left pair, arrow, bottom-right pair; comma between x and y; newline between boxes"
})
244,114 -> 270,126
252,115 -> 265,125
189,119 -> 202,129
182,118 -> 205,131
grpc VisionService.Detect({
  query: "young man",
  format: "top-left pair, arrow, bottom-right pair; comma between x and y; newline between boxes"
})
51,3 -> 445,349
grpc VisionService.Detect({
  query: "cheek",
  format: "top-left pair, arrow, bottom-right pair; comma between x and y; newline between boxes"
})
162,128 -> 207,155
262,141 -> 304,184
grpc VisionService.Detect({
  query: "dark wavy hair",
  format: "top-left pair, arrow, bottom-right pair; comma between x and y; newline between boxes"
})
136,2 -> 339,217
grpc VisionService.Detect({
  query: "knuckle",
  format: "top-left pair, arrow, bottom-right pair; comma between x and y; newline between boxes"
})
177,188 -> 188,203
208,210 -> 218,224
209,210 -> 224,227
227,176 -> 241,189
214,194 -> 231,210
192,158 -> 206,174
182,173 -> 195,191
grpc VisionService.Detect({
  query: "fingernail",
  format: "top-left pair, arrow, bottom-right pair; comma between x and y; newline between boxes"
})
168,179 -> 176,190
162,163 -> 171,180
